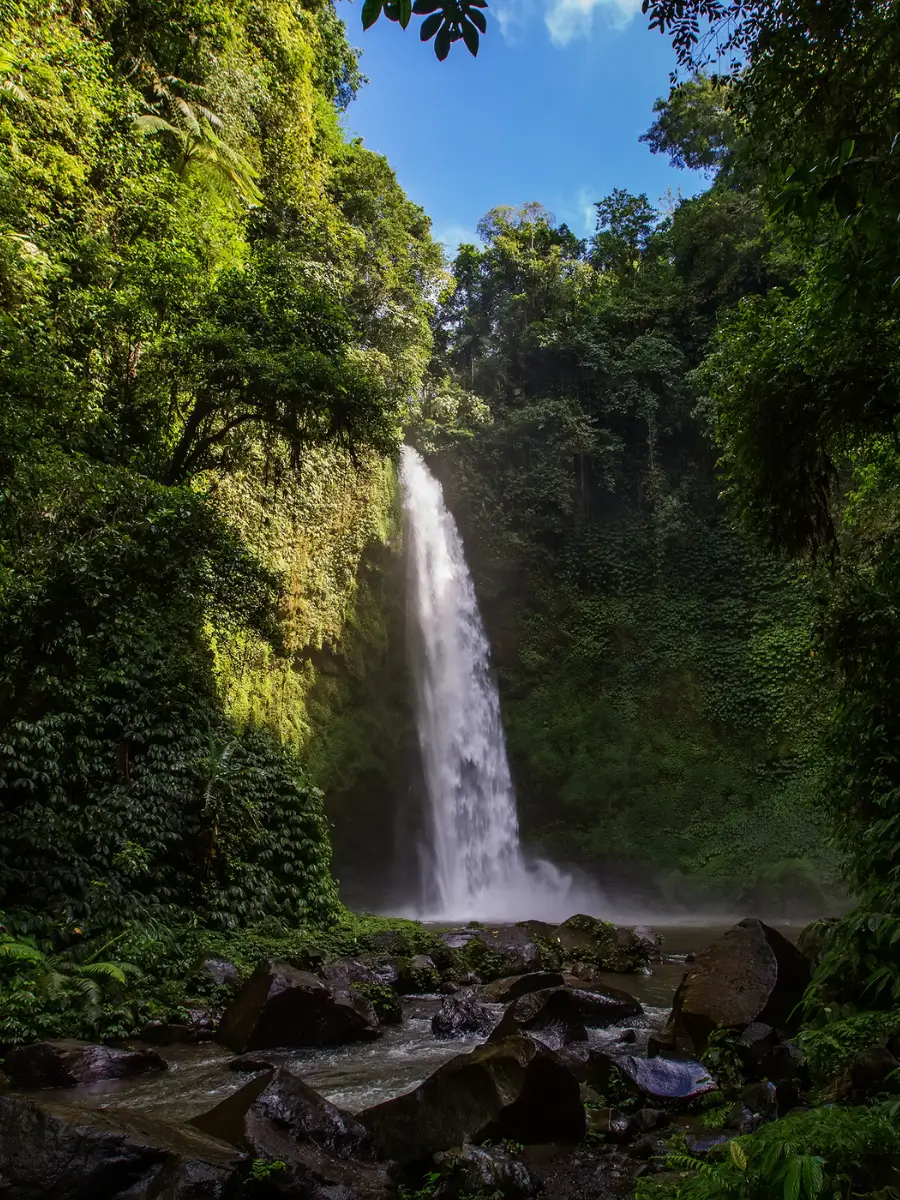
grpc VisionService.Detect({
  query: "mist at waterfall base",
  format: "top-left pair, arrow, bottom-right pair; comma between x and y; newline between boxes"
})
398,445 -> 606,925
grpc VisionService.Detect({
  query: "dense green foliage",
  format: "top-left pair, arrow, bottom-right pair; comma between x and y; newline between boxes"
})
0,0 -> 442,936
423,185 -> 831,907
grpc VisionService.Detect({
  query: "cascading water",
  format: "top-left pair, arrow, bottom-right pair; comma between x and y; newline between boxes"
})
400,445 -> 601,922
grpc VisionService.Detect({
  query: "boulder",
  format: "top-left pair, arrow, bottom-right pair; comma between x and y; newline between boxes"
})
0,1093 -> 245,1199
633,926 -> 663,961
399,954 -> 441,994
550,916 -> 649,973
663,919 -> 811,1054
3,1040 -> 168,1090
482,972 -> 565,1004
489,986 -> 641,1050
198,956 -> 243,991
613,1054 -> 718,1105
849,1044 -> 900,1096
457,926 -> 543,980
570,987 -> 642,1025
216,958 -> 380,1052
432,995 -> 496,1039
488,989 -> 588,1050
359,1035 -> 585,1164
321,957 -> 384,990
434,1143 -> 538,1199
191,1067 -> 394,1199
192,1067 -> 374,1159
795,918 -> 838,968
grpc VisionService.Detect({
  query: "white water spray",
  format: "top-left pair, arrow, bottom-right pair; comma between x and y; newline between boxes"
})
400,446 -> 601,923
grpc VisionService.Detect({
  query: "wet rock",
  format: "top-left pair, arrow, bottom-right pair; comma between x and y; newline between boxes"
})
490,986 -> 640,1051
3,1040 -> 168,1090
359,1034 -> 585,1164
191,1066 -> 395,1198
685,1132 -> 732,1156
460,926 -> 543,980
432,994 -> 496,1039
664,918 -> 811,1054
482,971 -> 566,1004
849,1044 -> 900,1095
198,955 -> 242,991
554,1041 -> 593,1081
613,1054 -> 718,1105
550,916 -> 649,973
192,1067 -> 374,1158
216,958 -> 380,1052
184,1007 -> 220,1041
633,927 -> 663,963
439,980 -> 460,995
229,1053 -> 283,1072
434,1144 -> 538,1199
586,1107 -> 631,1142
0,1092 -> 245,1199
572,987 -> 643,1026
488,989 -> 588,1050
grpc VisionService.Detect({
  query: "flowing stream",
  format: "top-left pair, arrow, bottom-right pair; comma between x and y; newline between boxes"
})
400,446 -> 599,923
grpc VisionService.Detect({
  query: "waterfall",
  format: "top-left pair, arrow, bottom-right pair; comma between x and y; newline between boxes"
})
400,445 -> 600,922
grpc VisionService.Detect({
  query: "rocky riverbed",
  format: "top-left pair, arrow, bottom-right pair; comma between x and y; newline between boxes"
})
0,915 -> 822,1199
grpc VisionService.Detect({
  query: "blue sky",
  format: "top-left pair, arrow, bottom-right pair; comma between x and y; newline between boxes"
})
337,0 -> 708,253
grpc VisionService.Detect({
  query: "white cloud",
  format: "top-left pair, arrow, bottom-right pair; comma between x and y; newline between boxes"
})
495,0 -> 643,45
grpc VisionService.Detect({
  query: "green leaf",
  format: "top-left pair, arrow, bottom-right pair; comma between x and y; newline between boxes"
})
412,0 -> 442,11
434,23 -> 451,58
420,12 -> 443,39
395,0 -> 413,26
467,7 -> 486,31
361,0 -> 384,29
461,17 -> 479,54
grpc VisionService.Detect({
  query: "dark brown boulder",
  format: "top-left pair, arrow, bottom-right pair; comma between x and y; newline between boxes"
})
359,1035 -> 585,1164
192,1067 -> 375,1159
0,1093 -> 245,1199
434,1143 -> 538,1199
432,994 -> 496,1039
3,1040 -> 168,1090
190,1067 -> 393,1199
489,986 -> 640,1050
216,958 -> 380,1052
482,972 -> 565,1003
664,919 -> 811,1054
488,989 -> 587,1050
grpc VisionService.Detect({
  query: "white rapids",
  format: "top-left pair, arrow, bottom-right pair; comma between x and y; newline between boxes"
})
399,445 -> 601,923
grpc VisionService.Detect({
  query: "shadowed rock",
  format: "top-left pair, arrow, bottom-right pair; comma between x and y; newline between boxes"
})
662,919 -> 810,1054
482,972 -> 565,1003
434,1143 -> 538,1198
0,1092 -> 245,1199
489,986 -> 641,1050
4,1040 -> 167,1090
432,994 -> 496,1039
216,958 -> 380,1052
191,1067 -> 394,1198
359,1034 -> 585,1164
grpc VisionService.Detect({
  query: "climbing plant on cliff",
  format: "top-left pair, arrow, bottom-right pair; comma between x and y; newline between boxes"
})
0,0 -> 441,930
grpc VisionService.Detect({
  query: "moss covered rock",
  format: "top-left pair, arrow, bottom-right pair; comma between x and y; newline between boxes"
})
550,915 -> 650,973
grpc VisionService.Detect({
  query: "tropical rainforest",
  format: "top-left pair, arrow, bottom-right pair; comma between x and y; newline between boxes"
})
2,0 -> 900,1195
